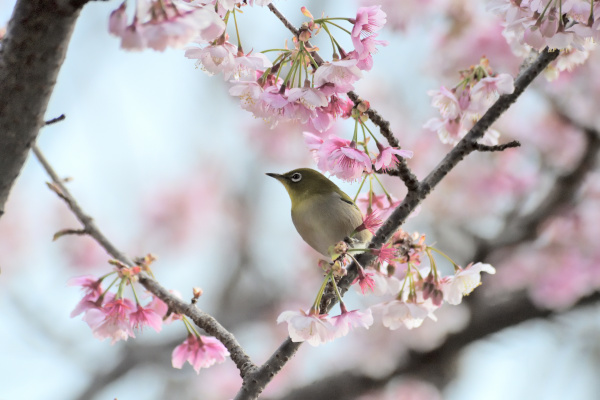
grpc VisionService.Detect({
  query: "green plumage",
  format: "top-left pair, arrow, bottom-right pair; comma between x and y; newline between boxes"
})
267,168 -> 372,256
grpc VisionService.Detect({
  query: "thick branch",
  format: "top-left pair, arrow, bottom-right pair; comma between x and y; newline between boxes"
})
0,0 -> 85,217
32,144 -> 257,378
235,47 -> 560,400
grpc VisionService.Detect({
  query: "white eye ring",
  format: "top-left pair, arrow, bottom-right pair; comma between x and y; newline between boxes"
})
290,172 -> 302,182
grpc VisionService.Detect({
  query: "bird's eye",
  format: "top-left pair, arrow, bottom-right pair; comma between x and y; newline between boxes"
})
290,172 -> 302,182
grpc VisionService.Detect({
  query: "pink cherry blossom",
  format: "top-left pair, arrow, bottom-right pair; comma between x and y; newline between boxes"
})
230,52 -> 272,81
356,192 -> 400,219
229,80 -> 265,116
277,310 -> 335,346
121,24 -> 146,51
129,304 -> 163,333
68,275 -> 104,317
351,6 -> 387,55
83,298 -> 136,344
348,35 -> 388,71
108,2 -> 127,36
355,210 -> 383,235
470,74 -> 515,112
373,300 -> 433,330
172,335 -> 229,373
314,59 -> 363,94
330,306 -> 373,338
369,272 -> 402,296
109,2 -> 225,52
371,244 -> 397,264
441,262 -> 496,305
373,143 -> 414,171
423,116 -> 466,145
427,86 -> 462,119
353,267 -> 376,294
287,85 -> 329,110
185,41 -> 236,76
310,94 -> 354,132
316,136 -> 372,181
303,131 -> 324,163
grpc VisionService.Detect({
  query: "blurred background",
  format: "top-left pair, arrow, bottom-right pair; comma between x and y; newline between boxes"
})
1,0 -> 600,399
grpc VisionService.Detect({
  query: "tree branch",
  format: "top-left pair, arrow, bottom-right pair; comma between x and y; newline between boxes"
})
32,144 -> 257,378
473,140 -> 521,152
0,0 -> 86,217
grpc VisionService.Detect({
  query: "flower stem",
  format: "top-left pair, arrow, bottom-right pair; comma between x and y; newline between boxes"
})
311,272 -> 333,313
427,246 -> 460,270
353,174 -> 368,202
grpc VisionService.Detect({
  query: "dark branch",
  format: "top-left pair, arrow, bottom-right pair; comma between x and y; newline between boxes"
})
473,140 -> 521,152
32,144 -> 257,378
44,114 -> 66,125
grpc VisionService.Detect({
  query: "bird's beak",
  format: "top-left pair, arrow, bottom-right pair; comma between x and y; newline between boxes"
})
266,172 -> 283,181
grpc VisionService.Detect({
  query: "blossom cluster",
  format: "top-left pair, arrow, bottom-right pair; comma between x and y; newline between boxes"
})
278,230 -> 496,346
219,6 -> 388,131
108,1 -> 227,51
424,57 -> 515,145
304,131 -> 413,181
69,257 -> 229,373
489,0 -> 599,76
489,0 -> 600,51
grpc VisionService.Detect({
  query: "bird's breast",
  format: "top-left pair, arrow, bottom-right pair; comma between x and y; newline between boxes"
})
291,192 -> 366,256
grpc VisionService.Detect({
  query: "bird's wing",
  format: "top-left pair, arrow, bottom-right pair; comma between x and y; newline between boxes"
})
335,191 -> 360,211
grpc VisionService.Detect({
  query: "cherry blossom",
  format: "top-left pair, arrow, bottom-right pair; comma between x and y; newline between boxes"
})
172,334 -> 229,373
109,2 -> 225,52
330,306 -> 373,338
185,40 -> 237,76
355,210 -> 384,235
356,192 -> 400,219
369,272 -> 402,297
353,267 -> 376,294
373,143 -> 413,171
351,5 -> 387,55
277,310 -> 335,346
441,262 -> 496,305
373,300 -> 433,330
314,59 -> 363,94
316,136 -> 372,181
129,304 -> 163,332
68,275 -> 104,317
371,244 -> 397,265
83,298 -> 136,344
427,86 -> 462,119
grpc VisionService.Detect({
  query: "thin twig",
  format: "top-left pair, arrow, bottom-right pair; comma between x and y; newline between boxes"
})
32,144 -> 257,378
45,114 -> 66,125
473,140 -> 521,152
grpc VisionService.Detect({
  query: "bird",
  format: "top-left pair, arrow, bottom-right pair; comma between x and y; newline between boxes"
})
266,168 -> 372,257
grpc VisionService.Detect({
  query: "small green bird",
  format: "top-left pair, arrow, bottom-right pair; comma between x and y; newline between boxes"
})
267,168 -> 372,257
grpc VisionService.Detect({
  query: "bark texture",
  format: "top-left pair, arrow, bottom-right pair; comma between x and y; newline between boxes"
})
0,0 -> 82,216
